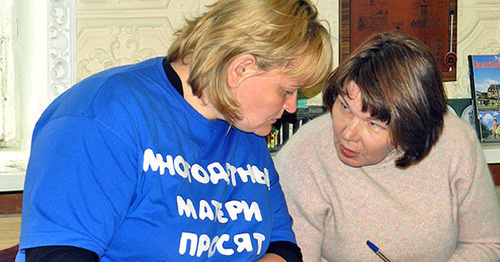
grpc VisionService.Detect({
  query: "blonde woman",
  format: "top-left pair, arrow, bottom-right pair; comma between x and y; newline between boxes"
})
17,0 -> 332,261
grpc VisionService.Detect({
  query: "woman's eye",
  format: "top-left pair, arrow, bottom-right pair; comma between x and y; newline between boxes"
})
282,90 -> 296,97
368,121 -> 388,130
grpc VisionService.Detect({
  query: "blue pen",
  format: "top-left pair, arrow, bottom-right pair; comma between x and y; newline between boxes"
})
366,240 -> 392,262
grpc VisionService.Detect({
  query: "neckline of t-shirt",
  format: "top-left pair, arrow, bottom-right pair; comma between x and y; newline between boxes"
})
157,57 -> 228,131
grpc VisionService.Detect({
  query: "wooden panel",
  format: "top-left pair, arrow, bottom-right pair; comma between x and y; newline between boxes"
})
0,215 -> 21,250
0,192 -> 22,215
340,0 -> 458,81
488,164 -> 500,186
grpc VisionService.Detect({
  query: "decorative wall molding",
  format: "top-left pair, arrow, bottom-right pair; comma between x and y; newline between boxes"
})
76,21 -> 168,80
48,0 -> 76,100
77,25 -> 158,80
75,0 -> 339,93
75,0 -> 216,80
78,0 -> 169,11
445,2 -> 500,98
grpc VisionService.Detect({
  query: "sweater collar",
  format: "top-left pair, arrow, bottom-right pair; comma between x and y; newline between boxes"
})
359,149 -> 402,171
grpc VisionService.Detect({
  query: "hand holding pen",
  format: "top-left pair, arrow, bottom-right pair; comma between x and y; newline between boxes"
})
366,240 -> 392,262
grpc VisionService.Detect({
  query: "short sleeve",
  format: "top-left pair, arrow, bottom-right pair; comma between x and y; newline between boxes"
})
19,115 -> 138,256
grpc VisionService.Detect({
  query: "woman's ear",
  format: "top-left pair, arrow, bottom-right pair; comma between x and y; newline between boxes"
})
227,54 -> 258,88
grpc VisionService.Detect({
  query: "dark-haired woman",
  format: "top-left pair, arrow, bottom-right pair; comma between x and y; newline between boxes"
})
276,31 -> 500,261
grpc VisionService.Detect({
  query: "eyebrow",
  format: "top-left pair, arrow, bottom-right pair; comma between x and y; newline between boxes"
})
366,113 -> 388,124
367,116 -> 385,122
339,95 -> 386,123
338,96 -> 349,106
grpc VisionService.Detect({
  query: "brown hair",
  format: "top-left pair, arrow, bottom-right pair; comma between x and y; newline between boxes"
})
168,0 -> 332,124
323,31 -> 447,168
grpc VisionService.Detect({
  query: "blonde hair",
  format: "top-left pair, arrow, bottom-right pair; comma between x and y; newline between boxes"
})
168,0 -> 332,123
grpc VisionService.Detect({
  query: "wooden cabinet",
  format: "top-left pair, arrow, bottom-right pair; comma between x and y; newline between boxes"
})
488,164 -> 500,186
0,192 -> 22,215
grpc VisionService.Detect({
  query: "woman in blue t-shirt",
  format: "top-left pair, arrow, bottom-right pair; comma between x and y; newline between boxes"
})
17,0 -> 333,261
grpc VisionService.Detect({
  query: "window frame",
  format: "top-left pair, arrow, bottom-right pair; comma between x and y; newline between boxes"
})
0,0 -> 76,192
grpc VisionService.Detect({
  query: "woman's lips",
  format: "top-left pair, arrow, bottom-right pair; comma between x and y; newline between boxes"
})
340,145 -> 359,158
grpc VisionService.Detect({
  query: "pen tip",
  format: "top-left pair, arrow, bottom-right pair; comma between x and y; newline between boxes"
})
366,240 -> 379,252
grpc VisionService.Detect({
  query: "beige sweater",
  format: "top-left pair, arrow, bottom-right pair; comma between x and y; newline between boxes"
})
275,113 -> 500,261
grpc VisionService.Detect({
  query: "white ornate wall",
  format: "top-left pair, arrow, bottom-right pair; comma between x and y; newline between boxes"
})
74,0 -> 338,81
446,0 -> 500,98
73,0 -> 500,99
48,0 -> 76,104
76,0 -> 216,81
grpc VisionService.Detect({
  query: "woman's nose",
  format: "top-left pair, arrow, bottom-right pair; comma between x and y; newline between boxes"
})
283,92 -> 298,114
342,118 -> 361,141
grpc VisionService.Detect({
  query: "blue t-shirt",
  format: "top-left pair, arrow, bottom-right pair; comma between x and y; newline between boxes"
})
17,57 -> 296,261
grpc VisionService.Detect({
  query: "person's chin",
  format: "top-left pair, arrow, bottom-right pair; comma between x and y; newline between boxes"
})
234,124 -> 271,137
255,128 -> 272,137
252,125 -> 273,137
339,157 -> 364,167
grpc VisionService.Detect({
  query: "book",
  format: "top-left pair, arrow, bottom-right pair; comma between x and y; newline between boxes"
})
468,55 -> 500,142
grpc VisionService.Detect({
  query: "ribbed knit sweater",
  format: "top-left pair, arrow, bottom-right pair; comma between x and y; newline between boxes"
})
275,112 -> 500,261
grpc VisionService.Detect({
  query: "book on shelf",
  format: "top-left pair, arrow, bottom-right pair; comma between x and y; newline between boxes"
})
468,55 -> 500,143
